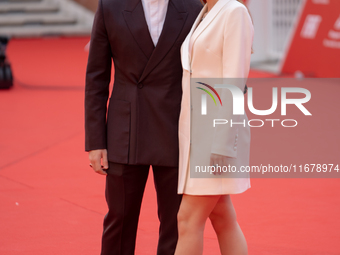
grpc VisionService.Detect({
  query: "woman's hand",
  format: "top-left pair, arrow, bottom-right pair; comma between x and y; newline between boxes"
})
210,153 -> 232,175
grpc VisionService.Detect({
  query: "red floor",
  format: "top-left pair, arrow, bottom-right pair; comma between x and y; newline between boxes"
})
0,37 -> 339,255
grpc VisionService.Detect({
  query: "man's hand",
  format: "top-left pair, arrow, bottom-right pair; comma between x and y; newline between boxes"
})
89,149 -> 108,175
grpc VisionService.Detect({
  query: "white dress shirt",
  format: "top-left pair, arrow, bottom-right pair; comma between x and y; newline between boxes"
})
141,0 -> 169,46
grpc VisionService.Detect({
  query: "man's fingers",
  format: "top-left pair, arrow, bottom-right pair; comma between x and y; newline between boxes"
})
102,150 -> 109,169
90,162 -> 107,175
89,149 -> 108,175
94,168 -> 107,175
90,161 -> 107,175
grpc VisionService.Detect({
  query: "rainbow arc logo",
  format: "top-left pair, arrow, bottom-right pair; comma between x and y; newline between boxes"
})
196,82 -> 223,106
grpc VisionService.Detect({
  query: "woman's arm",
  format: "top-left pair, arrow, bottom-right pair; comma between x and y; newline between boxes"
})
222,4 -> 253,79
210,4 -> 254,160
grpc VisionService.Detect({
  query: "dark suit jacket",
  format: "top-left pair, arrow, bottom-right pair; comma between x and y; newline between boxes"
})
85,0 -> 202,167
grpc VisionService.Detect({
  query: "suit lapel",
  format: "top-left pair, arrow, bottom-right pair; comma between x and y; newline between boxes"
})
123,0 -> 155,59
138,0 -> 188,83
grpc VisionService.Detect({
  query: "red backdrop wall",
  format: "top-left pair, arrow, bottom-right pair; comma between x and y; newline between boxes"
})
281,0 -> 340,77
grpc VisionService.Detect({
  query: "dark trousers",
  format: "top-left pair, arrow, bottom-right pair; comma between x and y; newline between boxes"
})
100,162 -> 182,255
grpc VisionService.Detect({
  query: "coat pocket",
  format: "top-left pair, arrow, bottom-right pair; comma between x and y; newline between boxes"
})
106,99 -> 131,164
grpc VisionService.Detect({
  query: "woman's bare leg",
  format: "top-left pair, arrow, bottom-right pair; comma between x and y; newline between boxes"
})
209,195 -> 248,255
174,194 -> 220,255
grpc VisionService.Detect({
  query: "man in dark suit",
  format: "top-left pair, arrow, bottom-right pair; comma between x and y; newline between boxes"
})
84,0 -> 201,254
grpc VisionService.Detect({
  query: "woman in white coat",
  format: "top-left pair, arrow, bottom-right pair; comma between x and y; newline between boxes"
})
175,0 -> 254,254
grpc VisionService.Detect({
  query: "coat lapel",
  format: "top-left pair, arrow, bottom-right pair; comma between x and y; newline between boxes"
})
123,0 -> 155,59
189,0 -> 232,62
138,0 -> 188,83
181,4 -> 208,72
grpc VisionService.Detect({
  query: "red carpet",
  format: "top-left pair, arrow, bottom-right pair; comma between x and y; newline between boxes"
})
0,37 -> 339,255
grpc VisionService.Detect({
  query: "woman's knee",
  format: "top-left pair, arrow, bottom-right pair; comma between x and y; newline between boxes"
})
209,199 -> 238,233
177,209 -> 192,236
177,207 -> 188,227
177,195 -> 220,236
177,207 -> 206,236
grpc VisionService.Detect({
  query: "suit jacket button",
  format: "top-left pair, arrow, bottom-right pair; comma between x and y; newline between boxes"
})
138,83 -> 144,89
